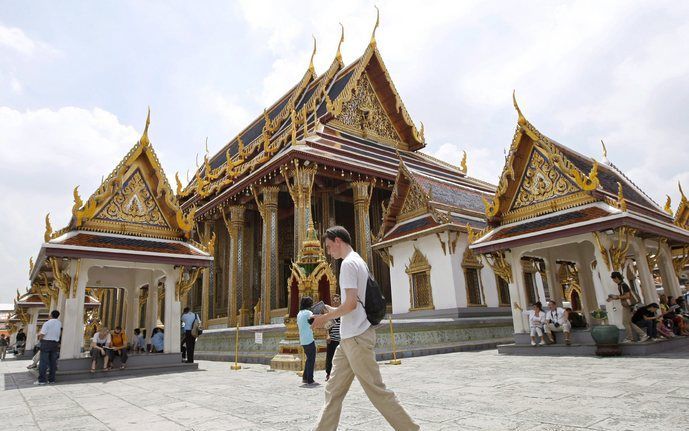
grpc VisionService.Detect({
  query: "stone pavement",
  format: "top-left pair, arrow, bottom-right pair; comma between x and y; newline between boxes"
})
2,346 -> 689,431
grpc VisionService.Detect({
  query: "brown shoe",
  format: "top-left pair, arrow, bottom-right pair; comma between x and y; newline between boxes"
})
565,339 -> 572,346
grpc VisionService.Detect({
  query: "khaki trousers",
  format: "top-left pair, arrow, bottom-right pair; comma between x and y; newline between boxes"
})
622,306 -> 646,340
314,327 -> 419,431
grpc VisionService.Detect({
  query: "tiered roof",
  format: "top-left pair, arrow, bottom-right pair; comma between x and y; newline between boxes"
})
471,95 -> 689,254
178,22 -> 475,220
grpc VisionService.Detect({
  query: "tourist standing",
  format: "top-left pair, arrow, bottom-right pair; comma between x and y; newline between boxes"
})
0,334 -> 8,360
297,296 -> 317,386
324,294 -> 341,381
607,271 -> 637,342
181,307 -> 199,363
15,328 -> 26,355
35,310 -> 62,385
312,226 -> 419,431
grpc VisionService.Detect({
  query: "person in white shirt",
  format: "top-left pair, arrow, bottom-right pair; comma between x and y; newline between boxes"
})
90,327 -> 112,372
544,300 -> 572,345
35,310 -> 62,385
312,226 -> 419,431
181,307 -> 200,363
514,301 -> 547,346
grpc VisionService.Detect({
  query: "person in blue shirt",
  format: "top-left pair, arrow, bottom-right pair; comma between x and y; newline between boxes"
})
297,296 -> 317,386
151,327 -> 164,353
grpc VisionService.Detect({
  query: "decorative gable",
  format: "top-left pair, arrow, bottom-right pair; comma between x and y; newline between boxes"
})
332,73 -> 401,144
63,111 -> 195,240
94,168 -> 171,228
509,146 -> 581,211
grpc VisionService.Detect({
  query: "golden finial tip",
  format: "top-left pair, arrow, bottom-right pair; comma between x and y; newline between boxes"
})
336,22 -> 345,62
679,181 -> 686,200
309,35 -> 317,71
370,5 -> 380,46
460,150 -> 468,174
512,90 -> 526,125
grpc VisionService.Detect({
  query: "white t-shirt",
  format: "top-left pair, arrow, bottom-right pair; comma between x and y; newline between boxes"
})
92,333 -> 111,346
546,307 -> 567,325
522,310 -> 545,328
39,318 -> 62,342
339,250 -> 371,340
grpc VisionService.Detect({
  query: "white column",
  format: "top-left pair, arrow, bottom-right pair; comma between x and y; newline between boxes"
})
163,268 -> 181,353
659,243 -> 682,298
145,274 -> 158,345
544,253 -> 563,305
25,309 -> 39,351
124,286 -> 139,342
57,289 -> 66,317
60,260 -> 89,359
508,251 -> 528,333
590,236 -> 623,328
631,238 -> 657,304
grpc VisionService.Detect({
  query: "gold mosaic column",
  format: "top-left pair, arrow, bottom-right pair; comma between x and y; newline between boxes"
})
201,222 -> 211,323
254,186 -> 279,324
226,205 -> 245,327
282,160 -> 318,258
351,181 -> 375,268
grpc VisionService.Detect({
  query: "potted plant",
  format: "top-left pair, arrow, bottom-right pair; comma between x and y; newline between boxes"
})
590,308 -> 621,356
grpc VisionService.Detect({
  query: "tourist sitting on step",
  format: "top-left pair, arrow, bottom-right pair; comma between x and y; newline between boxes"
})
631,304 -> 657,342
664,297 -> 689,336
544,300 -> 572,346
514,301 -> 547,346
109,326 -> 128,369
131,328 -> 146,353
673,297 -> 689,335
90,327 -> 112,372
151,327 -> 164,353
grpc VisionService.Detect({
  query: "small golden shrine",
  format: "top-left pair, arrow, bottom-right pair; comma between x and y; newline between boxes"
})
271,220 -> 337,371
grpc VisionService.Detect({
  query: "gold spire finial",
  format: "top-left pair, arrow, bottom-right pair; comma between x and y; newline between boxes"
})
44,213 -> 53,242
665,195 -> 673,215
601,140 -> 607,158
205,137 -> 209,155
370,6 -> 380,47
29,257 -> 34,276
140,107 -> 151,146
309,35 -> 317,72
336,22 -> 344,62
679,181 -> 686,201
512,90 -> 526,126
460,151 -> 467,174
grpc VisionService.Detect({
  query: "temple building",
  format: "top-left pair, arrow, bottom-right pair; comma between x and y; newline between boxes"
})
470,95 -> 689,348
23,112 -> 213,366
176,22 -> 506,328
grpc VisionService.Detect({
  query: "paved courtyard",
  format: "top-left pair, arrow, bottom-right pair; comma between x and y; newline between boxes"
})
2,347 -> 689,431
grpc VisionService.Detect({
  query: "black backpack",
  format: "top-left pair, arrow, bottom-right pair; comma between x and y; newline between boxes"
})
358,274 -> 386,326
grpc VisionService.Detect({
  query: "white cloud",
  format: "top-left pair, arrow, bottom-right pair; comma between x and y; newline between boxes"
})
0,107 -> 139,300
0,23 -> 58,57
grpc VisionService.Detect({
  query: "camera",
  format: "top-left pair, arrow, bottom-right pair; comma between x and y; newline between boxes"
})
553,322 -> 560,328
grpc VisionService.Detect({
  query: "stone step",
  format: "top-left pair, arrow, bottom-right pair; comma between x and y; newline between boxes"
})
29,362 -> 198,382
499,334 -> 689,356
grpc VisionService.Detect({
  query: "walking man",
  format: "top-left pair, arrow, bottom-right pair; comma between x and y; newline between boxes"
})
35,310 -> 62,385
181,307 -> 199,363
312,226 -> 419,431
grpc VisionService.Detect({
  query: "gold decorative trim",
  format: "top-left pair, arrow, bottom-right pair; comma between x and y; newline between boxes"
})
405,247 -> 434,311
484,251 -> 512,284
592,226 -> 637,272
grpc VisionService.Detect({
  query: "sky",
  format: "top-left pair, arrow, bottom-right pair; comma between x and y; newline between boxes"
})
1,0 -> 689,303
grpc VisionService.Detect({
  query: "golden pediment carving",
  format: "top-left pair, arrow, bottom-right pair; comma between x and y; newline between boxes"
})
511,147 -> 580,210
94,169 -> 170,228
335,73 -> 401,144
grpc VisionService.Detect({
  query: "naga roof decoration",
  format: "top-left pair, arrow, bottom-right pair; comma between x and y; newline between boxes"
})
179,16 -> 427,209
481,92 -> 673,226
48,109 -> 196,241
675,182 -> 689,229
